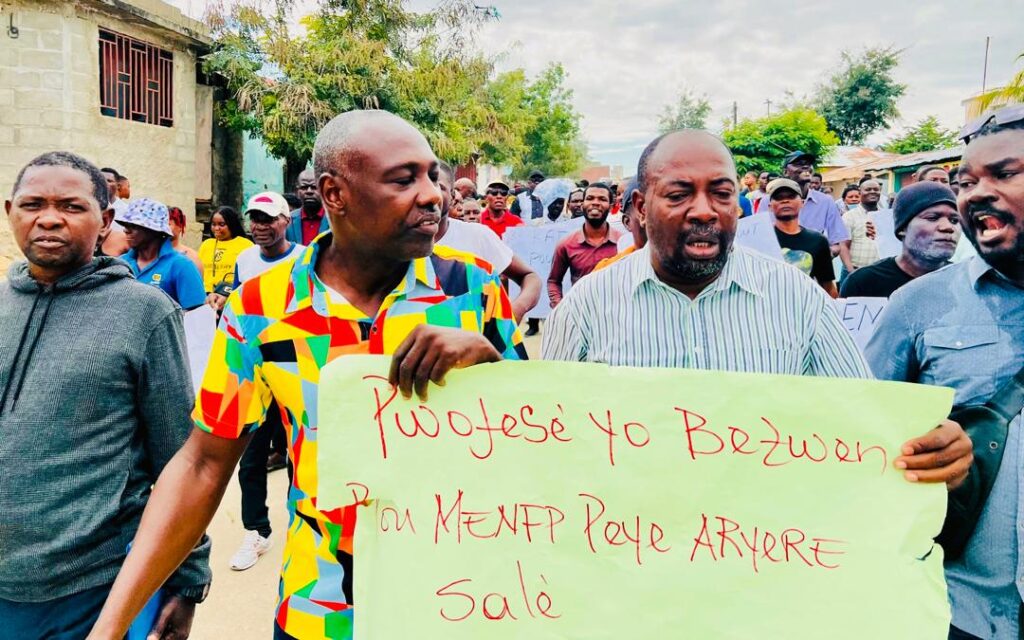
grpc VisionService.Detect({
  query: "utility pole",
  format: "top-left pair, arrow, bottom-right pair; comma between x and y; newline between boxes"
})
732,101 -> 738,128
982,36 -> 991,94
765,98 -> 773,116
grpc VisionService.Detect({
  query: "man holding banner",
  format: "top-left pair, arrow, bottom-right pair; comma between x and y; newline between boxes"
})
87,110 -> 527,640
868,107 -> 1024,640
543,129 -> 971,487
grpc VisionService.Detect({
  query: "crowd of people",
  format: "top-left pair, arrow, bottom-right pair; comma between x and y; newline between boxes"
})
0,102 -> 1022,640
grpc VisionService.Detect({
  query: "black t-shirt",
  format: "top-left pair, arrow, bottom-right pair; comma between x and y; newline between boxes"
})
774,226 -> 835,285
839,257 -> 915,298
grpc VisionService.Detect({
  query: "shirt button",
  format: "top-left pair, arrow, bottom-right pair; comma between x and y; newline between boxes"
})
955,341 -> 963,347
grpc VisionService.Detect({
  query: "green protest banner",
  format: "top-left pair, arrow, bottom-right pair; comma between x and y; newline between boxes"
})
317,355 -> 952,639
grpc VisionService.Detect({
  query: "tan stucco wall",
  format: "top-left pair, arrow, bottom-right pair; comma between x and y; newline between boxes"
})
0,0 -> 206,274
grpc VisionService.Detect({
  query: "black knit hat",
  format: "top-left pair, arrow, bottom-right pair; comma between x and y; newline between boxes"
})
892,181 -> 958,237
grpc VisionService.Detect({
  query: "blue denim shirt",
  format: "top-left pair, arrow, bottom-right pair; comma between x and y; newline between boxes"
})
866,256 -> 1024,639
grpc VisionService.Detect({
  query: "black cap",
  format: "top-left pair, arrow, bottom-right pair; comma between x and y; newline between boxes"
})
528,171 -> 546,182
892,181 -> 958,237
780,151 -> 816,171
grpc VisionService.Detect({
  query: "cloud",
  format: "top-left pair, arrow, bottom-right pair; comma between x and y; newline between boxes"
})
170,0 -> 1024,171
473,0 -> 1023,170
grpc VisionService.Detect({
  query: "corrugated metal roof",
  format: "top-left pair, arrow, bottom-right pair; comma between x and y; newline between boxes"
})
820,146 -> 898,168
822,147 -> 963,182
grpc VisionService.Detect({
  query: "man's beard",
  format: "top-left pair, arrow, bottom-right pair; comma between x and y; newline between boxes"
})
907,241 -> 957,264
963,205 -> 1024,274
585,212 -> 608,228
658,224 -> 734,283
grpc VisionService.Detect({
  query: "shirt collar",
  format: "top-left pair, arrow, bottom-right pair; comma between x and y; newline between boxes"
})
571,225 -> 617,246
965,254 -> 1023,290
629,245 -> 764,298
157,237 -> 176,258
301,207 -> 325,221
125,237 -> 175,266
804,189 -> 825,205
286,232 -> 441,316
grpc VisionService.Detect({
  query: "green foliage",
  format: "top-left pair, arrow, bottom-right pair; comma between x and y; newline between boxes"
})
500,64 -> 586,177
658,89 -> 712,132
722,109 -> 839,175
882,116 -> 959,154
977,52 -> 1024,113
203,0 -> 585,184
815,47 -> 906,145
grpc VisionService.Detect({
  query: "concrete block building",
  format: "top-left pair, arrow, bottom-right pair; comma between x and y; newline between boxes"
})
0,0 -> 240,272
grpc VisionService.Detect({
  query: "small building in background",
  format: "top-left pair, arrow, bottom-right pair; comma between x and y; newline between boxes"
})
580,164 -> 624,185
822,147 -> 964,197
0,0 -> 242,270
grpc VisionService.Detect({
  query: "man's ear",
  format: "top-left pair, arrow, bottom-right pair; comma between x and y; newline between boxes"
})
101,207 -> 114,231
633,190 -> 646,228
319,172 -> 345,218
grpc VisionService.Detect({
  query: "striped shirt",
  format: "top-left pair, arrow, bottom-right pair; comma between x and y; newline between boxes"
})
541,244 -> 870,377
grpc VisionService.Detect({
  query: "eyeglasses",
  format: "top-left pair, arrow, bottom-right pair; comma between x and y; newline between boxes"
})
486,188 -> 509,197
960,104 -> 1024,142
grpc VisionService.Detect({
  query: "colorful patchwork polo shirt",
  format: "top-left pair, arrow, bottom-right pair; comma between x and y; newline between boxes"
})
193,235 -> 525,639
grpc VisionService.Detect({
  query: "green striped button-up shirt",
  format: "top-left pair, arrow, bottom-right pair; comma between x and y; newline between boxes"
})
541,245 -> 870,378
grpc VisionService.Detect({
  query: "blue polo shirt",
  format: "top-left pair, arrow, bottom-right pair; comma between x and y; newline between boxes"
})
122,238 -> 206,310
738,194 -> 753,218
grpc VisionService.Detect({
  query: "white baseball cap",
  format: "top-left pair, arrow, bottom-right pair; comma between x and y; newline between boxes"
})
244,191 -> 290,219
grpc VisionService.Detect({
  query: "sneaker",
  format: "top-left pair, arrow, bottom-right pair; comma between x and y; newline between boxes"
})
229,530 -> 272,571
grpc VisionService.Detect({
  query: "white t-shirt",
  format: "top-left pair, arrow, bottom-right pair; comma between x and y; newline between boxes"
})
110,199 -> 128,231
233,242 -> 305,283
436,218 -> 513,274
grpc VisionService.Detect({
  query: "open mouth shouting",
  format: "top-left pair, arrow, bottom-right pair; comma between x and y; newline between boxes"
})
971,209 -> 1013,245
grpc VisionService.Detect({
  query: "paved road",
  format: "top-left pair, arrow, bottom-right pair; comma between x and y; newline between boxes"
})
191,465 -> 289,638
190,333 -> 543,638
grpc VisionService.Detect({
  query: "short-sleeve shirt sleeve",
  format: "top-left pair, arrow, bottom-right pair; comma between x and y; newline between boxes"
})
810,235 -> 836,284
476,226 -> 514,274
173,257 -> 208,310
192,293 -> 273,438
479,269 -> 528,361
824,200 -> 851,243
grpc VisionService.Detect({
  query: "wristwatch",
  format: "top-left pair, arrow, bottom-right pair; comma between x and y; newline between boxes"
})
167,583 -> 210,604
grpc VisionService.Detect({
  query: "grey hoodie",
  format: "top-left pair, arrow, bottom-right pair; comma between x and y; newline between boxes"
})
0,257 -> 210,602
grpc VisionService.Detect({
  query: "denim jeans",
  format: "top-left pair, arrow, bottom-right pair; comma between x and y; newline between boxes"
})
0,584 -> 114,640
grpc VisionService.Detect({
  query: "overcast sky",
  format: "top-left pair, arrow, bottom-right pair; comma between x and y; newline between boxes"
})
170,0 -> 1023,173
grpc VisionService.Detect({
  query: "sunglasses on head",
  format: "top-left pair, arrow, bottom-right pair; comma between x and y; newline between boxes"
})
486,188 -> 509,197
960,104 -> 1024,142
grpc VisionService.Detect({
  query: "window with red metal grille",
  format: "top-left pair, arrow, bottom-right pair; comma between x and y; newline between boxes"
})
98,28 -> 174,127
